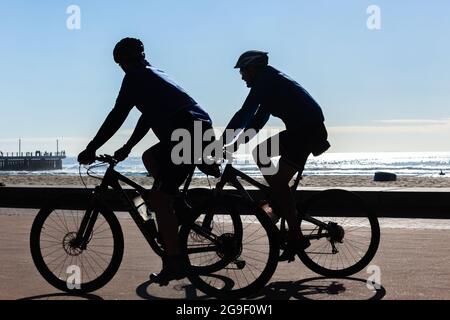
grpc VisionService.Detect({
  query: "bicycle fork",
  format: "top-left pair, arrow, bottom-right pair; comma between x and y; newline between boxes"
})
73,187 -> 103,250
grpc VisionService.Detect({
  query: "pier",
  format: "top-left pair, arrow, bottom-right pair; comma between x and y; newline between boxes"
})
0,139 -> 66,171
0,151 -> 66,171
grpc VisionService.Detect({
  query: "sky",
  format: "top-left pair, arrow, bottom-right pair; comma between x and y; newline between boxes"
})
0,1 -> 449,156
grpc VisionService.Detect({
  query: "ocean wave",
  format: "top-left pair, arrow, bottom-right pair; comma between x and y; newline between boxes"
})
1,152 -> 450,177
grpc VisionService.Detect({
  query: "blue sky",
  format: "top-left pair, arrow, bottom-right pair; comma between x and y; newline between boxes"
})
1,1 -> 450,155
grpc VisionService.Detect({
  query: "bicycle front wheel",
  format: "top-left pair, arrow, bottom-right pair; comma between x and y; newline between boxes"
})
30,199 -> 124,293
180,195 -> 279,299
294,189 -> 380,277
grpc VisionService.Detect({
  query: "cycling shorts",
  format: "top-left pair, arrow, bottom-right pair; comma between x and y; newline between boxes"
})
254,123 -> 329,173
146,110 -> 215,195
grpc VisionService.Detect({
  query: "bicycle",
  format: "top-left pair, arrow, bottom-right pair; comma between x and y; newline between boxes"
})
30,155 -> 279,299
206,158 -> 381,278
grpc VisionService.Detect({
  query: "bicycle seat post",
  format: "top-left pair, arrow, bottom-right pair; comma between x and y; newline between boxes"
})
182,167 -> 195,195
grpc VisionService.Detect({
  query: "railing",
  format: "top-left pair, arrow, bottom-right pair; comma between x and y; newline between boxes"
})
0,151 -> 66,158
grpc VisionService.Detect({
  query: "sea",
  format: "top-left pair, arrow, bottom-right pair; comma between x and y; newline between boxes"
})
2,152 -> 450,229
1,152 -> 449,177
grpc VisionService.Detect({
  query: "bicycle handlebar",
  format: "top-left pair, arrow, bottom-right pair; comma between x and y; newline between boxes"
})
93,150 -> 233,167
95,154 -> 118,165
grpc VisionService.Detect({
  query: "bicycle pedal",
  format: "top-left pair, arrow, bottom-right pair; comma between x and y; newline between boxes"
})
149,273 -> 169,287
278,250 -> 296,263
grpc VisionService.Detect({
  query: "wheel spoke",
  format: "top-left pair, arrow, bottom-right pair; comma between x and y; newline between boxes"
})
297,190 -> 379,276
33,206 -> 121,291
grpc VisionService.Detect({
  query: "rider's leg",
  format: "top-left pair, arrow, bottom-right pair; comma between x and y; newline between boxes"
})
253,134 -> 311,261
143,148 -> 191,285
148,190 -> 180,254
144,116 -> 214,284
142,148 -> 181,256
256,154 -> 302,242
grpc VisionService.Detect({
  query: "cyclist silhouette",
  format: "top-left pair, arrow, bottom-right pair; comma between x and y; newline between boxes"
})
221,50 -> 330,262
78,38 -> 217,284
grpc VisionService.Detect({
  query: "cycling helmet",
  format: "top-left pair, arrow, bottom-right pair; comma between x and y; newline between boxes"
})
113,37 -> 145,64
234,50 -> 269,68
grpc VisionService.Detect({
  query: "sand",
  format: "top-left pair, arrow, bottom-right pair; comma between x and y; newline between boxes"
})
0,174 -> 449,188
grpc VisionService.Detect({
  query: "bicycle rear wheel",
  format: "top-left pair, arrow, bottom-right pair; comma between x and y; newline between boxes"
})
30,198 -> 124,293
180,195 -> 279,299
290,189 -> 380,277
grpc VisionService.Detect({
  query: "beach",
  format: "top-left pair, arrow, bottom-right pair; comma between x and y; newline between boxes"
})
0,174 -> 449,188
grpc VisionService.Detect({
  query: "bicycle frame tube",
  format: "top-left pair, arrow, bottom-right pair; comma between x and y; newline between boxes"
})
216,164 -> 270,202
301,213 -> 331,230
216,163 -> 301,199
212,162 -> 333,233
75,164 -> 157,249
77,161 -> 197,251
107,168 -> 164,246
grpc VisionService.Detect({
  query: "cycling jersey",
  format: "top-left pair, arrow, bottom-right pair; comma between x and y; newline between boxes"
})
87,66 -> 211,150
117,66 -> 211,124
224,65 -> 325,145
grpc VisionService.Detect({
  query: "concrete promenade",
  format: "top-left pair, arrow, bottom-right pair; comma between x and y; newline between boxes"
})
0,208 -> 449,300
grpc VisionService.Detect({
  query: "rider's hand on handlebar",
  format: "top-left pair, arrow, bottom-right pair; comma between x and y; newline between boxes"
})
77,148 -> 96,165
113,145 -> 131,162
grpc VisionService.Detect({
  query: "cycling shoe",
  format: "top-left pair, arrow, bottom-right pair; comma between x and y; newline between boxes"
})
149,254 -> 189,286
150,268 -> 187,287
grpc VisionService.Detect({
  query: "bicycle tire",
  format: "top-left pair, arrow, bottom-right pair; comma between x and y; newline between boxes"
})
180,195 -> 279,299
293,189 -> 380,277
30,198 -> 124,293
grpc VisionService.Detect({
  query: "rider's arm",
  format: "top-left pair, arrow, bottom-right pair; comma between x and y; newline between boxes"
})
245,107 -> 270,133
86,105 -> 132,151
123,115 -> 152,150
236,107 -> 270,145
222,89 -> 260,146
86,76 -> 135,151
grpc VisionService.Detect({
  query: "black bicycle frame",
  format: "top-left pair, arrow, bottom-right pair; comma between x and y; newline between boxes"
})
215,163 -> 301,201
214,162 -> 329,231
75,160 -> 220,253
75,163 -> 155,247
75,156 -> 329,250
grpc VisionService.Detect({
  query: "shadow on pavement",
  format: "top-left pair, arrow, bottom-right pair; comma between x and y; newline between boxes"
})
136,276 -> 385,300
136,280 -> 209,300
18,293 -> 104,300
249,276 -> 386,300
